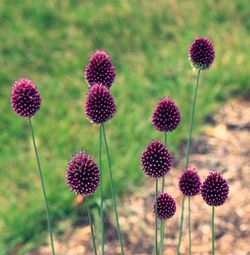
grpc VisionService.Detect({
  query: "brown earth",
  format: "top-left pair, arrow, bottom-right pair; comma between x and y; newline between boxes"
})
28,98 -> 250,255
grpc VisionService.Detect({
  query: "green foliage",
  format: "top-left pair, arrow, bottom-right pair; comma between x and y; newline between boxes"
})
0,0 -> 249,253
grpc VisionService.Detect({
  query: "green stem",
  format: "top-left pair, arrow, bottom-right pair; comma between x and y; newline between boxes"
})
86,197 -> 97,255
161,131 -> 167,192
99,126 -> 104,254
177,196 -> 186,255
102,125 -> 125,255
155,178 -> 159,255
28,118 -> 55,255
177,69 -> 201,254
159,131 -> 167,255
159,220 -> 165,255
212,206 -> 215,255
188,196 -> 191,255
185,69 -> 201,168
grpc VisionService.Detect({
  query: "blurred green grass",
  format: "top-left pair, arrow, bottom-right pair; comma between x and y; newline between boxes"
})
0,0 -> 249,253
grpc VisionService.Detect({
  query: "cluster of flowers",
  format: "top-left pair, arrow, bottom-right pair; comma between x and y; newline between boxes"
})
11,50 -> 117,198
10,37 -> 229,255
141,99 -> 180,220
139,37 -> 228,221
10,50 -> 119,255
67,50 -> 117,196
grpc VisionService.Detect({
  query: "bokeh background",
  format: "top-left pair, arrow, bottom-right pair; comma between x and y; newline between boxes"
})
0,0 -> 249,254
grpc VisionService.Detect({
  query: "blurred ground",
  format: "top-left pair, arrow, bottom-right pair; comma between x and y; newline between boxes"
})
29,98 -> 250,255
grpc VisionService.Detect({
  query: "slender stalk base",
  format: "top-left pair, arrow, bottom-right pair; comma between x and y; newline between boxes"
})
159,221 -> 165,255
99,126 -> 105,254
86,197 -> 97,255
185,69 -> 201,167
102,125 -> 125,255
159,131 -> 167,255
212,206 -> 215,255
188,196 -> 191,255
28,118 -> 55,255
155,178 -> 159,255
177,69 -> 201,254
177,195 -> 186,255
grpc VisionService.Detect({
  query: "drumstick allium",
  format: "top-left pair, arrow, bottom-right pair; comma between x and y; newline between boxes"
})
66,150 -> 100,196
66,150 -> 100,255
85,50 -> 116,88
189,37 -> 215,70
141,140 -> 173,178
201,171 -> 229,255
179,167 -> 201,196
201,171 -> 229,207
11,77 -> 41,117
153,193 -> 176,220
11,78 -> 55,255
152,97 -> 181,132
85,84 -> 116,124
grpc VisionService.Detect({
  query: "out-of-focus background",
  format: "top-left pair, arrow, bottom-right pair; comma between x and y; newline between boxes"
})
0,1 -> 249,254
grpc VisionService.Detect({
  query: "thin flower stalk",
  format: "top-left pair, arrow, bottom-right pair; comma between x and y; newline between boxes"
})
155,178 -> 159,255
201,171 -> 229,254
99,126 -> 105,254
159,131 -> 167,255
177,69 -> 201,255
102,124 -> 125,255
86,197 -> 98,255
212,206 -> 215,255
29,118 -> 55,255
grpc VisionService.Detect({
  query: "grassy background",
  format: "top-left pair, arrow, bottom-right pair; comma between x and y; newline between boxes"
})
0,0 -> 249,253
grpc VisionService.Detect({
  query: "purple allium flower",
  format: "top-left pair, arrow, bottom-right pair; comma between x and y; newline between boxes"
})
11,77 -> 41,117
201,172 -> 229,206
85,84 -> 116,124
179,167 -> 201,196
66,150 -> 100,196
141,140 -> 173,178
153,193 -> 176,220
189,37 -> 215,70
85,50 -> 116,88
152,97 -> 181,132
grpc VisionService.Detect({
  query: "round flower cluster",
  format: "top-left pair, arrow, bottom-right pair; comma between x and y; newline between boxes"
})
189,37 -> 215,70
201,171 -> 229,206
153,193 -> 176,220
85,84 -> 116,124
179,167 -> 201,196
66,150 -> 100,196
84,50 -> 117,125
11,77 -> 41,118
141,140 -> 173,178
152,97 -> 181,132
85,50 -> 116,89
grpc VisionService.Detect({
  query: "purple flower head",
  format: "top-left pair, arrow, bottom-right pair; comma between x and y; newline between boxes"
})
153,193 -> 176,220
11,77 -> 41,118
66,150 -> 100,196
201,171 -> 229,206
189,37 -> 215,70
85,84 -> 116,124
152,97 -> 181,132
141,140 -> 173,178
85,50 -> 116,88
179,167 -> 201,196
